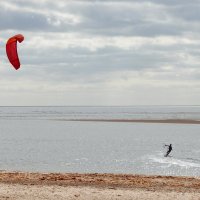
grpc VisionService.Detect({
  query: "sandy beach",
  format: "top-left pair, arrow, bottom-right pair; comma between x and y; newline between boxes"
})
0,172 -> 199,199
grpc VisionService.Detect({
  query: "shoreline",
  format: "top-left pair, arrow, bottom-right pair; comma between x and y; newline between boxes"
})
59,119 -> 200,124
0,172 -> 199,199
0,171 -> 199,192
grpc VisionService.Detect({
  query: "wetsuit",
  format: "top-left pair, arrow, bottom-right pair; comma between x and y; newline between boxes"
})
165,144 -> 172,157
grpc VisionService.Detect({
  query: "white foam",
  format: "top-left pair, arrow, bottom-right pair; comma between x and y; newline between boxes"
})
149,155 -> 200,168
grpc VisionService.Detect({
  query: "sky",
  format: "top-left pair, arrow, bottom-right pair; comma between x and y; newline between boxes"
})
0,0 -> 200,106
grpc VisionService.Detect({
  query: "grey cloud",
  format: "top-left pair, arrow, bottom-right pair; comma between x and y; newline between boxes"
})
17,45 -> 190,80
0,9 -> 49,31
0,0 -> 189,37
1,1 -> 200,89
142,0 -> 199,6
169,5 -> 200,22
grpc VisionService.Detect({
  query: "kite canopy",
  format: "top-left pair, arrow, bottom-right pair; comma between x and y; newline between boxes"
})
6,34 -> 24,70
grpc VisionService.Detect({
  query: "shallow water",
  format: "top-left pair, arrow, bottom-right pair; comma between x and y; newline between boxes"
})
0,106 -> 199,176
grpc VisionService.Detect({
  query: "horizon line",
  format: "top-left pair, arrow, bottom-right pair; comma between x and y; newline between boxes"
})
0,105 -> 200,107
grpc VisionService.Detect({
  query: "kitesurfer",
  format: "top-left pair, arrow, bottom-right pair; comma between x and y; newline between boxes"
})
164,144 -> 172,157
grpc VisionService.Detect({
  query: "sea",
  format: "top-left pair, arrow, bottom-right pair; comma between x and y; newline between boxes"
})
0,106 -> 200,177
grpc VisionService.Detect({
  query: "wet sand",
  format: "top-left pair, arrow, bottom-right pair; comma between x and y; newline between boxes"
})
65,119 -> 200,124
0,172 -> 199,199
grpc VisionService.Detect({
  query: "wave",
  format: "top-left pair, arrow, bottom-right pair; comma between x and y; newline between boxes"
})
148,154 -> 200,168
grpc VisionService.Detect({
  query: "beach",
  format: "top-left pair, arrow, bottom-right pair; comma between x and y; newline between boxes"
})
0,172 -> 199,199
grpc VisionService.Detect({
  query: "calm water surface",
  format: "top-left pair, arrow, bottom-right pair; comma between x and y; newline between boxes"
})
0,106 -> 199,176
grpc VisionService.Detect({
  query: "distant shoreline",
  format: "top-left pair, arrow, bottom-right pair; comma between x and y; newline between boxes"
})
58,119 -> 200,124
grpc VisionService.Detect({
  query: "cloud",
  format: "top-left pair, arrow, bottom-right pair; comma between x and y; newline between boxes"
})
0,0 -> 200,105
0,1 -> 181,36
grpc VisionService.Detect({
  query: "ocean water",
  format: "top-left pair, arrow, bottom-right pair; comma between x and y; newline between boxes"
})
0,106 -> 199,177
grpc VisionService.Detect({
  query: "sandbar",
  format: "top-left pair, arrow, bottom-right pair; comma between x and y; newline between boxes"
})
63,119 -> 200,124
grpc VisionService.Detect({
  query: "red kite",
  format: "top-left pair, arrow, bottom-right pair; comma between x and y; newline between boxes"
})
6,34 -> 24,70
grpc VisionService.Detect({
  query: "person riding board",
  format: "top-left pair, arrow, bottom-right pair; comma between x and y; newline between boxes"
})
164,144 -> 172,157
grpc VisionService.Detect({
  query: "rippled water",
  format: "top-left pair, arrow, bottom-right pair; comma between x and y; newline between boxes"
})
0,106 -> 199,176
0,105 -> 200,120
